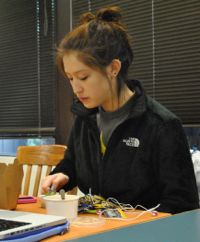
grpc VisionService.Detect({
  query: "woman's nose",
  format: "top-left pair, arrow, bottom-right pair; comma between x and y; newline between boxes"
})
71,80 -> 83,95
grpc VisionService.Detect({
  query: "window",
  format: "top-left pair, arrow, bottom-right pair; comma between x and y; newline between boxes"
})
0,137 -> 55,156
0,0 -> 57,138
184,127 -> 200,150
72,0 -> 200,125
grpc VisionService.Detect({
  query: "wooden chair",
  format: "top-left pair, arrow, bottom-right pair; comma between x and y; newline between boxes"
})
16,144 -> 77,197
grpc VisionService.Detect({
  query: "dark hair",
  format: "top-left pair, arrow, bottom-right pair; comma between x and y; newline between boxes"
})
57,6 -> 133,97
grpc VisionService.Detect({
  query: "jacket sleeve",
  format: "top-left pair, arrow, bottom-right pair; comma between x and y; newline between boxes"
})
155,119 -> 199,214
50,126 -> 77,191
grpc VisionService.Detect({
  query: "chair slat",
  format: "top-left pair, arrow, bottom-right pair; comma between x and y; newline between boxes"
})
46,166 -> 52,176
33,165 -> 42,197
23,165 -> 32,195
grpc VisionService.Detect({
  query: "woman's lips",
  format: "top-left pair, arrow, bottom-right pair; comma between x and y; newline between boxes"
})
79,97 -> 89,102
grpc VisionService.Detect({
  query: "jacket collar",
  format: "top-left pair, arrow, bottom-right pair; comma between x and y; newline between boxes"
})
71,79 -> 146,118
126,79 -> 146,118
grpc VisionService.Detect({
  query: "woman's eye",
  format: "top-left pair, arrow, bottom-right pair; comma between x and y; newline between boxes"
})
67,76 -> 73,82
80,76 -> 88,81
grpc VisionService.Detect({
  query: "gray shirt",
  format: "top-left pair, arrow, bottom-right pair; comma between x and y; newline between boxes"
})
97,95 -> 134,145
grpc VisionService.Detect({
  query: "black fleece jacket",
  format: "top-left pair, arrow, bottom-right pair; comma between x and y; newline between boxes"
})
52,79 -> 199,214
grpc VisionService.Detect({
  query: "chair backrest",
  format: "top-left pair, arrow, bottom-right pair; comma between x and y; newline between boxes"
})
16,145 -> 67,197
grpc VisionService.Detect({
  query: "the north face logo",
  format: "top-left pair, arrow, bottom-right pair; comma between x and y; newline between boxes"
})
123,137 -> 140,147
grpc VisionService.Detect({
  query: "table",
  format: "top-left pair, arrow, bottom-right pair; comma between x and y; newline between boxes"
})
67,209 -> 200,242
16,200 -> 169,242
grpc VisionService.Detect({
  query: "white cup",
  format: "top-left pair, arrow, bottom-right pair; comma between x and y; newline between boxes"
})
43,194 -> 79,221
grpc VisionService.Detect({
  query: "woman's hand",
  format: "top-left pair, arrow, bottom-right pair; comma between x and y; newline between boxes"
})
40,173 -> 69,194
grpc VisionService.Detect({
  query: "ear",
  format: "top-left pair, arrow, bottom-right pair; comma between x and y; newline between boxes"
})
107,59 -> 121,78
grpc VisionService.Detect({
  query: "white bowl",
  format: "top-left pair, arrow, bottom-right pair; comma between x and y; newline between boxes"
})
43,194 -> 79,221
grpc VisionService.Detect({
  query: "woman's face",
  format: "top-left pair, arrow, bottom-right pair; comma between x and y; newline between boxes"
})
63,53 -> 116,111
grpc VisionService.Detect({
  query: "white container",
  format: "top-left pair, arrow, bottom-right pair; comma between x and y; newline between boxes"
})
43,194 -> 79,221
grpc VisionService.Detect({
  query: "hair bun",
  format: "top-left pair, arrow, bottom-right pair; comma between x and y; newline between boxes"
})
96,6 -> 122,23
80,12 -> 95,24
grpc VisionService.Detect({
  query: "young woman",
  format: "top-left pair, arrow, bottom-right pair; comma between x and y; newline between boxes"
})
41,6 -> 199,214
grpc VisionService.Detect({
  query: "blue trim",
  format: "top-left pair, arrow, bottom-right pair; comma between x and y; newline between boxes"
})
0,222 -> 69,242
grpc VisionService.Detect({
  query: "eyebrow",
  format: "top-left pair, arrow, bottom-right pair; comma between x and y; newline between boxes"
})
65,69 -> 89,75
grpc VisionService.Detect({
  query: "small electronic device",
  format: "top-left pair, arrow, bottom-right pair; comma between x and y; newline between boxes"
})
17,196 -> 37,204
